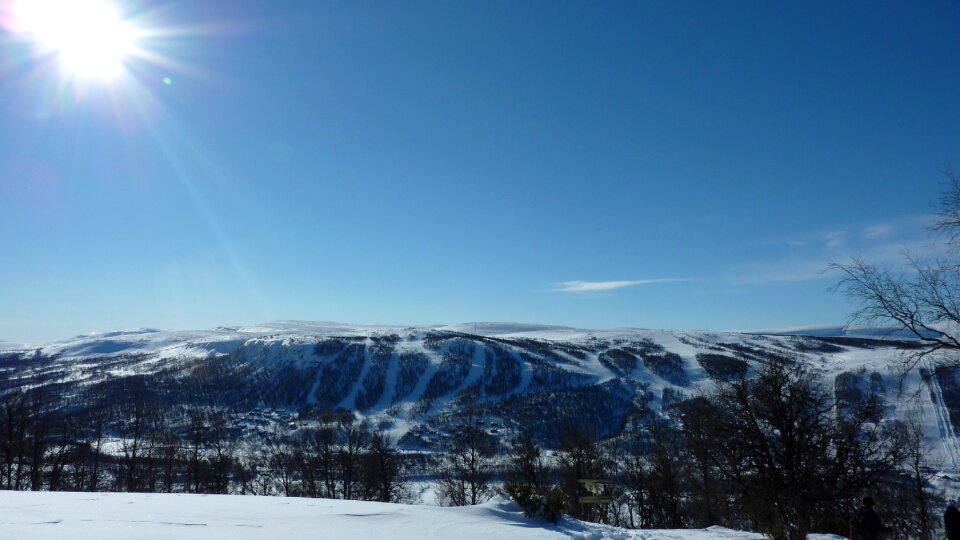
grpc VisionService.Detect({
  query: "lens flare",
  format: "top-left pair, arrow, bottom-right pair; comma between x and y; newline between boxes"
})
14,0 -> 136,81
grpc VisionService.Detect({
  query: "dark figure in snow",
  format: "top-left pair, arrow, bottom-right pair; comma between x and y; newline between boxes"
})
945,500 -> 960,540
850,496 -> 885,540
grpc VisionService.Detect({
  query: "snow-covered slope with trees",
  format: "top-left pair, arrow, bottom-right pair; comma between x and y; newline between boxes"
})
0,320 -> 955,462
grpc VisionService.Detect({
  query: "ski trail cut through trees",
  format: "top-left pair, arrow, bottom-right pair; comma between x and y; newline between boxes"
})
373,352 -> 400,411
427,343 -> 486,417
925,359 -> 960,469
338,339 -> 374,411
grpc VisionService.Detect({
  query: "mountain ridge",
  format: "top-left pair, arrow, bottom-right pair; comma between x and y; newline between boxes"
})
0,321 -> 956,466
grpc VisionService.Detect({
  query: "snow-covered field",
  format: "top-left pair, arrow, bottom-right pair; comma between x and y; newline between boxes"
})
0,491 -> 768,540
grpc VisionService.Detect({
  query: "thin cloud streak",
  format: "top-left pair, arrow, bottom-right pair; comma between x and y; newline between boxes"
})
863,224 -> 895,239
552,279 -> 693,293
726,236 -> 943,286
714,214 -> 944,287
746,214 -> 934,250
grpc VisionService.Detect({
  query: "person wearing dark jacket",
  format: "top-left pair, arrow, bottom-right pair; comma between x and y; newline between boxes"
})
851,496 -> 885,540
945,500 -> 960,540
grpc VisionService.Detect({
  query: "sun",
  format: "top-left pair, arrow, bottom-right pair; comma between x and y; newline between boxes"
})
14,0 -> 137,81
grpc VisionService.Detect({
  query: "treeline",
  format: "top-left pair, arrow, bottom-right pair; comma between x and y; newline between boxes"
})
0,361 -> 944,540
0,376 -> 417,503
496,360 -> 941,540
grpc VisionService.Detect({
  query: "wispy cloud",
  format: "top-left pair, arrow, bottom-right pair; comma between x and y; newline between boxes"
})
727,232 -> 941,286
822,230 -> 847,248
552,279 -> 692,293
862,224 -> 895,239
712,214 -> 944,286
751,216 -> 931,250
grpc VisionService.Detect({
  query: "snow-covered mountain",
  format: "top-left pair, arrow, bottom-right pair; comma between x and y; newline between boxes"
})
0,321 -> 957,465
0,339 -> 25,352
756,324 -> 942,340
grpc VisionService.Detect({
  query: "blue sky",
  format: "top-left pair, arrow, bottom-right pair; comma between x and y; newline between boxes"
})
1,0 -> 959,343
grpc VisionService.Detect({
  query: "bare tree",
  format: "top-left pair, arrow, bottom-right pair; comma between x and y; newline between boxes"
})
504,428 -> 549,494
640,420 -> 687,529
360,425 -> 408,503
555,423 -> 608,522
206,411 -> 236,494
831,168 -> 960,367
264,433 -> 295,497
114,376 -> 157,492
879,413 -> 942,540
829,167 -> 954,537
337,417 -> 370,500
185,409 -> 208,493
0,390 -> 30,490
303,423 -> 338,498
435,418 -> 498,506
232,452 -> 261,495
85,382 -> 112,492
46,411 -> 80,491
151,423 -> 181,494
931,167 -> 960,246
695,359 -> 904,540
502,427 -> 563,522
26,386 -> 52,491
679,398 -> 730,528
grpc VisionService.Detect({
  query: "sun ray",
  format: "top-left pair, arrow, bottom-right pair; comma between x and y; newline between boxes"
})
13,0 -> 137,81
3,0 -> 268,311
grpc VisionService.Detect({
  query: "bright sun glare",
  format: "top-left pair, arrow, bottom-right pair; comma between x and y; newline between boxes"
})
14,0 -> 136,80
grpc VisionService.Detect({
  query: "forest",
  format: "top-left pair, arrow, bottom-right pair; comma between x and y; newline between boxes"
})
0,357 -> 941,540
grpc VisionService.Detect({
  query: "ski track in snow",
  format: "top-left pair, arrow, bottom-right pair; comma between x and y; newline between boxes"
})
502,346 -> 534,397
399,345 -> 442,418
338,338 -> 373,411
484,346 -> 496,393
925,358 -> 960,469
306,364 -> 324,406
426,342 -> 486,417
373,351 -> 401,411
586,348 -> 619,383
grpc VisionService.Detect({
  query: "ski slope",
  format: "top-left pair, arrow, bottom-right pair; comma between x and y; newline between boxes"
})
0,491 -> 769,540
2,320 -> 957,469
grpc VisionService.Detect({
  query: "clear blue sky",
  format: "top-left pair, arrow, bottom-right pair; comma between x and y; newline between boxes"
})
1,0 -> 958,343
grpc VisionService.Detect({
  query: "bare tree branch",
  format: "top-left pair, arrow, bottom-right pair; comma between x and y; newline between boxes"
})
930,165 -> 960,248
830,169 -> 960,369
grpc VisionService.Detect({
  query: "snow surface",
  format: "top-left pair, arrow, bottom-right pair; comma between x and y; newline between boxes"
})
2,321 -> 934,359
0,491 -> 769,540
0,339 -> 26,352
754,324 -> 939,340
8,321 -> 747,359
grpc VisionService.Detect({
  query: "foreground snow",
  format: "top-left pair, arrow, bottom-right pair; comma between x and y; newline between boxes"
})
0,491 -> 768,540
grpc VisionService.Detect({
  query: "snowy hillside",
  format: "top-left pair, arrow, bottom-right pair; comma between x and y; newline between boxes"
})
0,320 -> 957,465
757,324 -> 942,340
0,339 -> 25,352
0,491 -> 769,540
